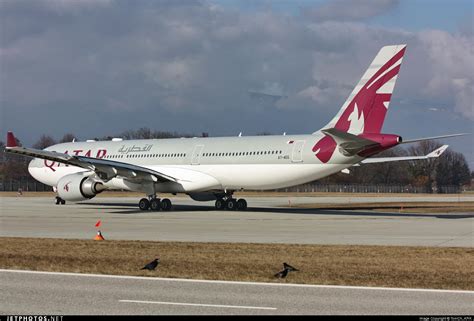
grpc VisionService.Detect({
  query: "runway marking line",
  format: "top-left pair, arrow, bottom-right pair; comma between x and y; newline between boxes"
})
119,299 -> 277,310
1,269 -> 473,294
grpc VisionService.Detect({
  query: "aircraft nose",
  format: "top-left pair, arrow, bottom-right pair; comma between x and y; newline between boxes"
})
28,158 -> 43,181
28,158 -> 57,187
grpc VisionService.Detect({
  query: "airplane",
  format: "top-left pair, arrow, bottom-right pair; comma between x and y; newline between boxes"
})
5,44 -> 467,211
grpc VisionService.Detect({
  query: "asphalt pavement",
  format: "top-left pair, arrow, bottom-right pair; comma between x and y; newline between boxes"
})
1,270 -> 472,315
1,196 -> 472,246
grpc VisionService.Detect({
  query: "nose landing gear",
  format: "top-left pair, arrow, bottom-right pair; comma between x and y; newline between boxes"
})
55,196 -> 66,205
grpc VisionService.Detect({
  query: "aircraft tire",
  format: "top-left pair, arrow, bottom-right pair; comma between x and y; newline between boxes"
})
215,199 -> 225,210
139,198 -> 150,210
161,198 -> 172,211
237,198 -> 247,211
150,198 -> 161,211
226,198 -> 237,211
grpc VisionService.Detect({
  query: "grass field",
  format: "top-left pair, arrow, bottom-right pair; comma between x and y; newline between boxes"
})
1,237 -> 472,290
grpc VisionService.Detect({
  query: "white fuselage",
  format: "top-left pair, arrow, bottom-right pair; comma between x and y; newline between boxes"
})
28,132 -> 362,193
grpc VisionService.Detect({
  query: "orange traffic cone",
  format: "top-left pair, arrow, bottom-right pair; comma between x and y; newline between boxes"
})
94,230 -> 105,241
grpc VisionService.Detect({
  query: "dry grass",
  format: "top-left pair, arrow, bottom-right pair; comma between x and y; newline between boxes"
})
284,201 -> 474,213
1,237 -> 472,290
0,191 -> 57,197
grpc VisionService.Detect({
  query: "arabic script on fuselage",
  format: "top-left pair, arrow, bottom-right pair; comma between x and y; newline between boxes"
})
118,144 -> 153,154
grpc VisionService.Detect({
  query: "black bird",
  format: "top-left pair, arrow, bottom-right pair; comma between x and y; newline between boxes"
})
274,262 -> 299,278
274,268 -> 289,278
283,262 -> 299,272
141,258 -> 160,271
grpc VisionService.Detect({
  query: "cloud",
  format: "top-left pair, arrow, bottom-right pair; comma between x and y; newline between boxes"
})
303,0 -> 399,22
0,0 -> 472,149
419,30 -> 474,120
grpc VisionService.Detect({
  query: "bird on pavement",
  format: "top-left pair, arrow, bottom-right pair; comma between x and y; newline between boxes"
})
274,262 -> 299,278
141,258 -> 160,271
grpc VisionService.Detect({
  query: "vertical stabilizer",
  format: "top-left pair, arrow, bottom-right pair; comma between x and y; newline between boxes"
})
321,44 -> 407,135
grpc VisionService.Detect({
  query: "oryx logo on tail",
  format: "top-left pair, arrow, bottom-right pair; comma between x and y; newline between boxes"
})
313,44 -> 407,163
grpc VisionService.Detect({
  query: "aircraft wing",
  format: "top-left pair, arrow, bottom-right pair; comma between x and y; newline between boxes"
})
4,131 -> 177,183
358,145 -> 449,165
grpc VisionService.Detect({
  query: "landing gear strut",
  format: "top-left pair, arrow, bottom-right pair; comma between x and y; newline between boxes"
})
139,196 -> 172,211
215,192 -> 247,211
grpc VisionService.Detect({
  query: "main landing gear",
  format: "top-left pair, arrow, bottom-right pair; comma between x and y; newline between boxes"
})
138,196 -> 172,211
215,192 -> 247,211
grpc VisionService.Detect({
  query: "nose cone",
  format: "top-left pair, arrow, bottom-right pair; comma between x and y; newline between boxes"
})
28,159 -> 41,181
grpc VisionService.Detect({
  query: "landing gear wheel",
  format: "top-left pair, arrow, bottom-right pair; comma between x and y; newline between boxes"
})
161,198 -> 172,211
139,198 -> 150,210
215,199 -> 225,210
150,198 -> 161,211
226,198 -> 237,211
237,199 -> 247,211
55,196 -> 65,205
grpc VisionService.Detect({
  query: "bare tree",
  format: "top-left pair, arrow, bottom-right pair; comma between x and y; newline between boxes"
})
59,133 -> 76,143
32,135 -> 56,150
325,146 -> 410,185
407,141 -> 443,193
118,127 -> 193,140
362,147 -> 411,184
0,141 -> 5,166
435,150 -> 471,192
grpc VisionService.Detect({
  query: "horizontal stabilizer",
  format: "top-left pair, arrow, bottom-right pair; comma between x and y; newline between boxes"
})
321,128 -> 376,156
401,133 -> 469,144
359,145 -> 449,165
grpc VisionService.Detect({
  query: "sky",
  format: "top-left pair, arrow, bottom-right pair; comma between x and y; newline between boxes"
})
0,0 -> 473,166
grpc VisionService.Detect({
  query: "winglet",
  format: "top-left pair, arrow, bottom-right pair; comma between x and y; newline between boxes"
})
427,145 -> 448,158
6,131 -> 18,148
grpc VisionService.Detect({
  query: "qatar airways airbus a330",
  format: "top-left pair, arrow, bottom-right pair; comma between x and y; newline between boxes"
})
5,45 -> 464,211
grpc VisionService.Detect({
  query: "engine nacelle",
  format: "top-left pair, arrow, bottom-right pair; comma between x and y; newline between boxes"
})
57,173 -> 106,202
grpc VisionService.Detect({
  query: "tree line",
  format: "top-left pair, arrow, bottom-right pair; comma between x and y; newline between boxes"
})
1,128 -> 472,193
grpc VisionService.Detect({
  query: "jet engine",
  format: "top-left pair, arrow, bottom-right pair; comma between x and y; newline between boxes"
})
57,173 -> 106,202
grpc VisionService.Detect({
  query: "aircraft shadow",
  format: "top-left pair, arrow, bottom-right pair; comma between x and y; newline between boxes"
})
79,202 -> 473,219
